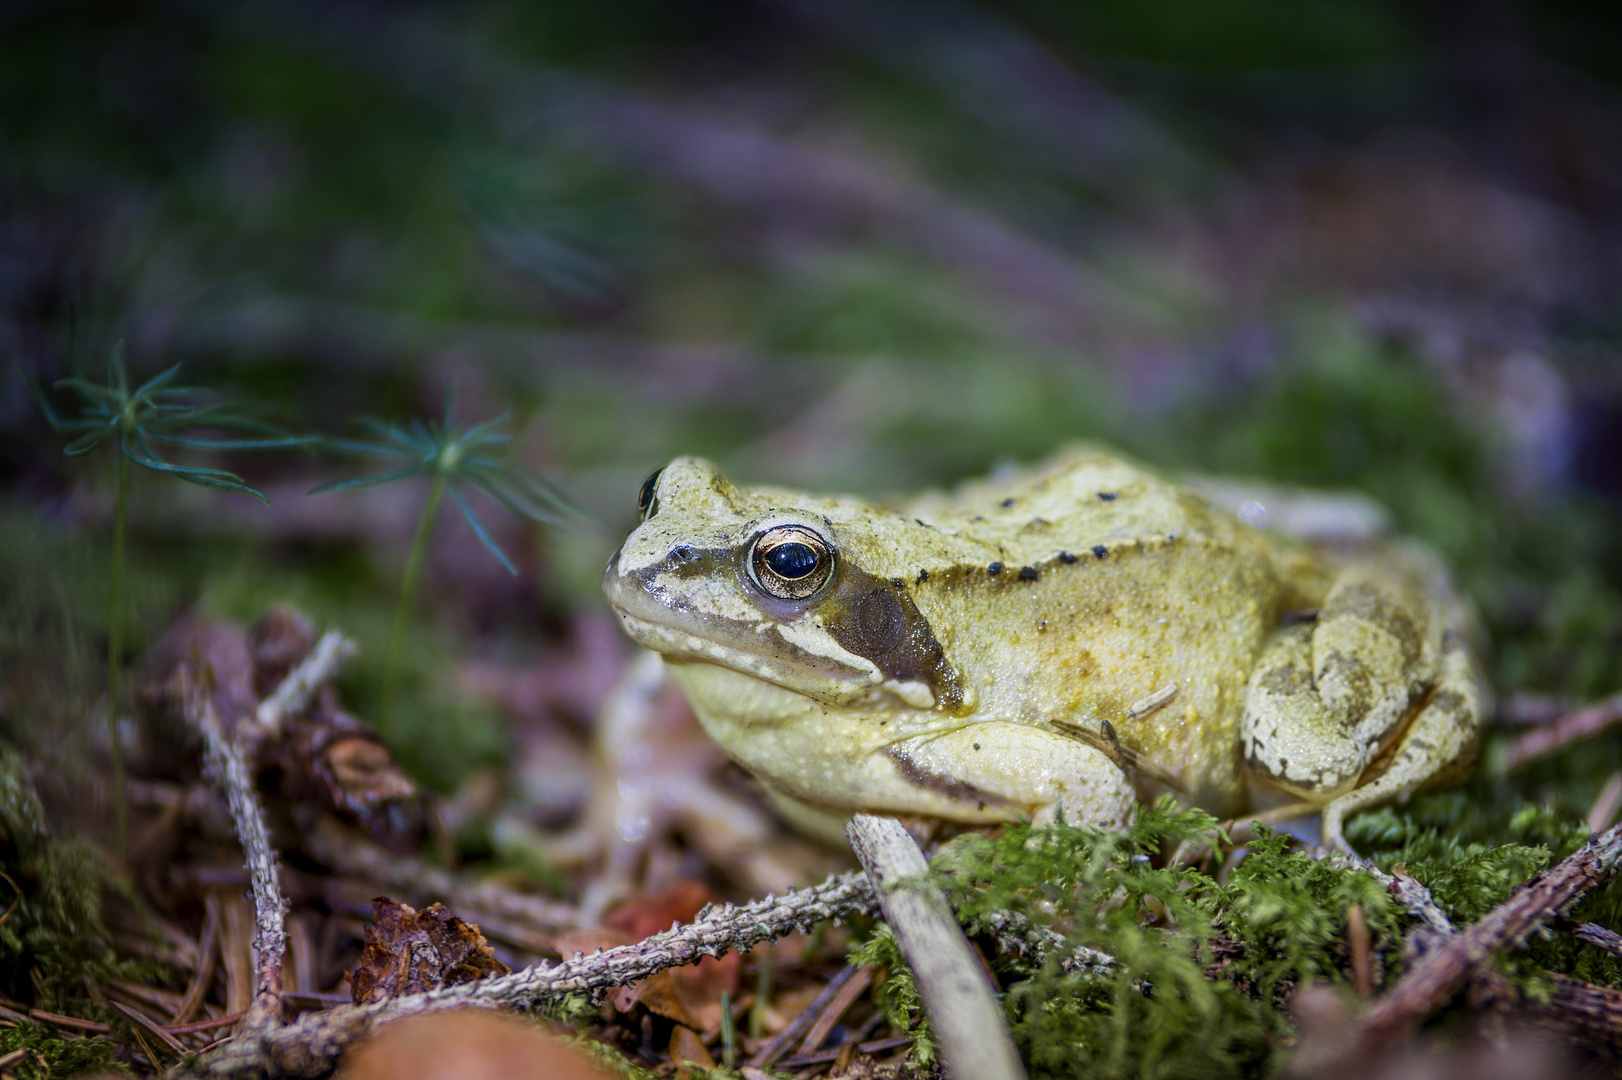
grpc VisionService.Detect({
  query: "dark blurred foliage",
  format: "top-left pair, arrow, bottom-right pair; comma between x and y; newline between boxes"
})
2,0 -> 1621,791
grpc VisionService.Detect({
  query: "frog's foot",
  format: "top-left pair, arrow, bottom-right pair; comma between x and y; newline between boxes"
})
1242,548 -> 1486,853
896,722 -> 1138,831
1319,609 -> 1487,852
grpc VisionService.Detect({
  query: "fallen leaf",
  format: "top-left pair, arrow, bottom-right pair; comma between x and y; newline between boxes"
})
602,883 -> 739,1031
350,898 -> 510,1004
337,1009 -> 615,1080
669,1024 -> 715,1078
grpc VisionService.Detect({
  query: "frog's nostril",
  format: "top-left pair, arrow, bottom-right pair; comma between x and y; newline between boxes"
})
670,545 -> 698,563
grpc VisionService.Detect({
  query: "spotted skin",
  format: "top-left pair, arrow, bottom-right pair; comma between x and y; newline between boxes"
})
1242,544 -> 1487,850
603,448 -> 1487,853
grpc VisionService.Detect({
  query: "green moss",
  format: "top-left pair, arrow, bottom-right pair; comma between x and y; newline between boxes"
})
0,1020 -> 131,1079
850,923 -> 938,1068
0,749 -> 160,1007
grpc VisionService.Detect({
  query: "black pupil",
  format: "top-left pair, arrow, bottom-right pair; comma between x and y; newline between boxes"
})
765,542 -> 820,580
637,469 -> 662,518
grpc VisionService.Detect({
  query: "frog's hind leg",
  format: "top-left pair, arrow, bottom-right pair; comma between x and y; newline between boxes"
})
1319,602 -> 1487,851
1243,546 -> 1486,853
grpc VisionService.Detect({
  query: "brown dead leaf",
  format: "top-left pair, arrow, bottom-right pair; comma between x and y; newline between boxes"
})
669,1024 -> 715,1078
604,880 -> 715,939
336,1009 -> 616,1080
247,606 -> 316,697
603,883 -> 739,1031
350,898 -> 511,1004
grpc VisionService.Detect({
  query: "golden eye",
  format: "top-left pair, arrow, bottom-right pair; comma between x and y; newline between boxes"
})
636,468 -> 663,523
748,525 -> 835,601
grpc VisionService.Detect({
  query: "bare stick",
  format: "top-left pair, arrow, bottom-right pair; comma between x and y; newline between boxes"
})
1324,854 -> 1455,937
1503,692 -> 1622,771
169,871 -> 877,1079
181,670 -> 288,1034
1353,822 -> 1622,1047
1470,970 -> 1622,1053
255,631 -> 356,735
976,908 -> 1115,977
1589,772 -> 1622,833
1570,921 -> 1622,959
845,813 -> 1027,1080
303,816 -> 580,931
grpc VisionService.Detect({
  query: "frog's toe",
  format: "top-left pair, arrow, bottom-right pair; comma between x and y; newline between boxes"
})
1316,625 -> 1485,853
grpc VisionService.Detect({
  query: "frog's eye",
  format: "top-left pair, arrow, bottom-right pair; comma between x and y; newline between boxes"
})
748,525 -> 836,601
636,468 -> 663,523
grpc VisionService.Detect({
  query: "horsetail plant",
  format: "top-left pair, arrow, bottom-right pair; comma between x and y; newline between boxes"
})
24,344 -> 314,860
311,396 -> 586,732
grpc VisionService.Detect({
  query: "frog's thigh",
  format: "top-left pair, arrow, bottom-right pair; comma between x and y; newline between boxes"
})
1320,620 -> 1486,852
1243,561 -> 1436,798
900,724 -> 1136,830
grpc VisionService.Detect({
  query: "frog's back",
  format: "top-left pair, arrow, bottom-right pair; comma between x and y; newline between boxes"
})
906,446 -> 1232,557
901,446 -> 1308,813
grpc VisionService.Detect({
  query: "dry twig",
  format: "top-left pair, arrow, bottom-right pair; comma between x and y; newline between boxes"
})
170,872 -> 877,1078
302,817 -> 580,932
1503,692 -> 1622,771
181,669 -> 289,1033
1325,854 -> 1455,937
255,631 -> 356,735
845,813 -> 1027,1080
1353,823 -> 1622,1048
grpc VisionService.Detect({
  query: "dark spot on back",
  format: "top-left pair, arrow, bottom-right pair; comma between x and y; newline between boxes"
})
890,577 -> 904,588
1058,551 -> 1078,564
1001,497 -> 1016,508
1097,492 -> 1117,501
1018,566 -> 1038,581
917,569 -> 930,584
988,562 -> 1003,575
1092,545 -> 1108,559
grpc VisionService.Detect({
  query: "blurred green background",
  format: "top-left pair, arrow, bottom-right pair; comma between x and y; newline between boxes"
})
3,0 -> 1621,800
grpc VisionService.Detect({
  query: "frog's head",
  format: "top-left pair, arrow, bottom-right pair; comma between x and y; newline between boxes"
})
602,457 -> 964,712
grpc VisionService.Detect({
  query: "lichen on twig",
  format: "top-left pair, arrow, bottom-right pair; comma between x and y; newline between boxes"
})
170,871 -> 878,1078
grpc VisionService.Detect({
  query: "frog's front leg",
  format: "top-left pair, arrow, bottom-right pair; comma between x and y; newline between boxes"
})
1242,547 -> 1483,851
895,722 -> 1138,830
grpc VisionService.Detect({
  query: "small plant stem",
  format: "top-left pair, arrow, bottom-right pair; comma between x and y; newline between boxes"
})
107,449 -> 130,863
382,472 -> 444,734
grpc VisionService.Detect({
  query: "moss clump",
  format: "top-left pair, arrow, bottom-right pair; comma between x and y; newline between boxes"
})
0,748 -> 153,1007
850,923 -> 939,1068
0,1020 -> 131,1079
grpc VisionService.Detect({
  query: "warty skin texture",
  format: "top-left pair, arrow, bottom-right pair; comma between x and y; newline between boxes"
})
603,447 -> 1486,851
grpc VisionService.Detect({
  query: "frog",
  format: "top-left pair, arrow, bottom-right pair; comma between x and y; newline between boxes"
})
600,446 -> 1488,852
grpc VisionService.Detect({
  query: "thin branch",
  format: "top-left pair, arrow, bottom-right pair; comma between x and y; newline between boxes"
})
1353,823 -> 1622,1048
302,816 -> 581,932
845,813 -> 1027,1080
255,632 -> 357,734
1570,921 -> 1622,959
1324,854 -> 1455,937
169,871 -> 878,1079
1470,970 -> 1622,1053
976,908 -> 1115,977
746,964 -> 863,1070
180,669 -> 288,1034
1503,692 -> 1622,771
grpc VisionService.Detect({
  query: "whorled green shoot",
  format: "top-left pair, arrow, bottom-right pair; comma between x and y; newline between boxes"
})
310,396 -> 587,732
23,344 -> 313,862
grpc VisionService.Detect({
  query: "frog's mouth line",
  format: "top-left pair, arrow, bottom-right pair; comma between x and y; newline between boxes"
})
603,556 -> 881,702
